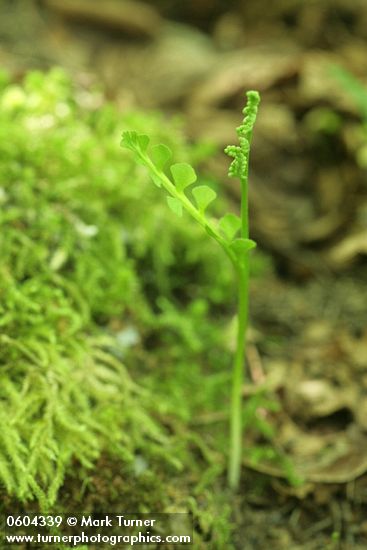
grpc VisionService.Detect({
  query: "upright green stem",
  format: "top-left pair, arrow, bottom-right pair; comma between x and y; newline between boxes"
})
228,177 -> 250,489
228,262 -> 249,489
228,93 -> 256,488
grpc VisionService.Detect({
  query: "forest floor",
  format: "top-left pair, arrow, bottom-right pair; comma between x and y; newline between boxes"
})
1,1 -> 367,549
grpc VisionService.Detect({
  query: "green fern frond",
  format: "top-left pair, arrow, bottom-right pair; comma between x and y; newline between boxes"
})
224,91 -> 260,180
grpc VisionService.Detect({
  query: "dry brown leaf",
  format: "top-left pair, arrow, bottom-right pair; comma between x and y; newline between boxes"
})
44,0 -> 162,39
327,230 -> 367,267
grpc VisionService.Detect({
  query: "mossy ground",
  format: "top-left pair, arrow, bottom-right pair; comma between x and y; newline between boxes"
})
0,69 -> 248,549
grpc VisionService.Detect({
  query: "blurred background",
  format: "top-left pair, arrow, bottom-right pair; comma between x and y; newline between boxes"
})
2,1 -> 367,548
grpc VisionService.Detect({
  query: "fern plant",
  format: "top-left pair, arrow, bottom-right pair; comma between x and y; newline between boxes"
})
121,91 -> 260,489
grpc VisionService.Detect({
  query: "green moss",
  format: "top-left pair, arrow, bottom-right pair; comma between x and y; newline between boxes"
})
0,68 -> 203,506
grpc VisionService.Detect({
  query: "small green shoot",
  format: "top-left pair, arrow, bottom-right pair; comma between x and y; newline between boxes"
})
121,91 -> 260,490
